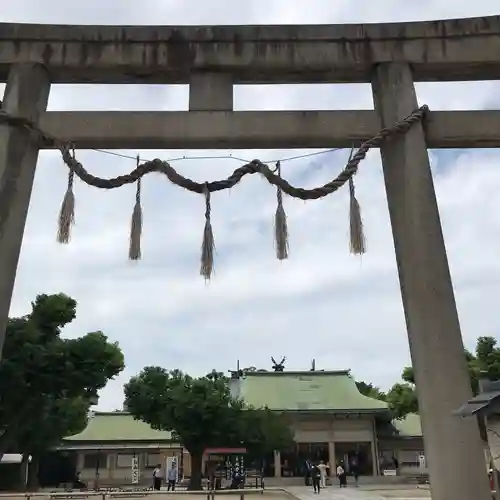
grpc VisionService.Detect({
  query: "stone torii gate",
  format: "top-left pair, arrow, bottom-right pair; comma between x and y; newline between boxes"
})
0,15 -> 499,500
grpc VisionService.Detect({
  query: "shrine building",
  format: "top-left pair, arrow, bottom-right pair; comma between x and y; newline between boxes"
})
52,368 -> 424,487
228,369 -> 423,478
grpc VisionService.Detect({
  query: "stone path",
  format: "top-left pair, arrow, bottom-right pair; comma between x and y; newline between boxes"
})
286,486 -> 431,500
287,486 -> 385,500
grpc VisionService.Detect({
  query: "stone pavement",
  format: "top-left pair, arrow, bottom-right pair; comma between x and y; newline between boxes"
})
286,486 -> 431,500
287,486 -> 385,500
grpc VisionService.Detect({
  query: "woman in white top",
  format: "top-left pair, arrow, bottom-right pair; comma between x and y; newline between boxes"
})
336,463 -> 347,488
317,461 -> 328,487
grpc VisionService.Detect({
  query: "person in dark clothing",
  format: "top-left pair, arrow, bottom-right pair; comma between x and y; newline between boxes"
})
350,459 -> 359,487
336,462 -> 347,488
167,462 -> 178,491
311,462 -> 321,494
152,464 -> 162,491
304,459 -> 312,486
73,471 -> 86,489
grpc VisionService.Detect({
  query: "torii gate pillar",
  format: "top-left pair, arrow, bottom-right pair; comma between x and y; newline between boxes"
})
372,62 -> 490,500
0,63 -> 50,358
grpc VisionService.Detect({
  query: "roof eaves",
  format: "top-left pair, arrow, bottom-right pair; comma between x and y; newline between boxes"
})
453,392 -> 500,417
270,408 -> 388,414
62,438 -> 175,443
243,370 -> 352,377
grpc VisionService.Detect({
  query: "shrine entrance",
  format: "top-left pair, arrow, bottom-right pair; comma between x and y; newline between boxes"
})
1,16 -> 499,500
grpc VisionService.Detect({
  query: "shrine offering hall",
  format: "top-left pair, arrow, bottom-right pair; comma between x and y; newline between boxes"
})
56,370 -> 424,485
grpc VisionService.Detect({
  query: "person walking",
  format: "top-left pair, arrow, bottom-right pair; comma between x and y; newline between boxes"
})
311,462 -> 321,494
336,462 -> 347,488
304,459 -> 312,486
350,457 -> 359,487
152,464 -> 162,491
318,460 -> 328,488
167,461 -> 178,491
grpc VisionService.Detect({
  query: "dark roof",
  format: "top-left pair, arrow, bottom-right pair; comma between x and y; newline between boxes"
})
453,391 -> 500,417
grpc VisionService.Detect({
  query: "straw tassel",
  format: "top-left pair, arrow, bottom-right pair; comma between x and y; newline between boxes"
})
200,183 -> 215,280
274,162 -> 289,260
129,157 -> 143,260
348,148 -> 366,255
57,147 -> 76,244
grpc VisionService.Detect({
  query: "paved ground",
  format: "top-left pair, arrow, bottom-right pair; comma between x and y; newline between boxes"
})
287,486 -> 431,500
0,491 -> 291,500
0,487 -> 431,500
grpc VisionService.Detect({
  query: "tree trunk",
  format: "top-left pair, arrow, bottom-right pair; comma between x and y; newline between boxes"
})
27,453 -> 40,491
188,452 -> 203,491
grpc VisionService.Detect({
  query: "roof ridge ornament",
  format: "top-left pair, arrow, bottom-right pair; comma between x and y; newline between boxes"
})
271,356 -> 286,372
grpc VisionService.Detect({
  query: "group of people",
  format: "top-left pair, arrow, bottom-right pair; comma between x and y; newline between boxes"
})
304,459 -> 358,493
152,462 -> 179,491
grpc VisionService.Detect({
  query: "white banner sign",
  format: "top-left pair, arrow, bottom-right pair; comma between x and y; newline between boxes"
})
131,456 -> 140,484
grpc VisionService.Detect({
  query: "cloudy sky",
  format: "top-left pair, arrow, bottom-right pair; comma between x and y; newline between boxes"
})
2,1 -> 500,411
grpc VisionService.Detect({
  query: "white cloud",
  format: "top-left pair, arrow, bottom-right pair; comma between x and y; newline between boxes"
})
2,1 -> 500,410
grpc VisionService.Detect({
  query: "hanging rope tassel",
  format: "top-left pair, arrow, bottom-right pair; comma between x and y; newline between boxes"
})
57,146 -> 76,244
129,156 -> 143,260
348,147 -> 366,255
200,183 -> 215,280
274,161 -> 289,260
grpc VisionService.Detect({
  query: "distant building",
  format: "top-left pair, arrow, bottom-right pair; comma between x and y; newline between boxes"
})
229,370 -> 424,477
56,369 -> 424,486
57,412 -> 184,487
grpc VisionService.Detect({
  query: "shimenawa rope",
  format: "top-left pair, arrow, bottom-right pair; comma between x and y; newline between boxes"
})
0,105 -> 429,279
129,155 -> 143,261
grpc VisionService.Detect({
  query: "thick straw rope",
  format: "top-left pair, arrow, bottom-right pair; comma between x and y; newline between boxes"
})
0,105 -> 428,278
0,106 -> 428,200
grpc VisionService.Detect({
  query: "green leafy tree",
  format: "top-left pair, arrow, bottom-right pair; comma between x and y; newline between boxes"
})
355,381 -> 387,401
238,406 -> 293,462
242,366 -> 258,373
473,336 -> 500,386
0,293 -> 125,486
386,383 -> 418,419
17,396 -> 90,489
124,368 -> 293,490
388,336 -> 500,419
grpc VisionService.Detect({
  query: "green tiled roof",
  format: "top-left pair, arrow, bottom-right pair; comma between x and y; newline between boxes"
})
238,371 -> 388,411
64,412 -> 174,442
392,413 -> 422,437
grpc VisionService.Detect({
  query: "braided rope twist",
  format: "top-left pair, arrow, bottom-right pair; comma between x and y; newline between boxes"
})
0,105 -> 428,200
275,161 -> 284,208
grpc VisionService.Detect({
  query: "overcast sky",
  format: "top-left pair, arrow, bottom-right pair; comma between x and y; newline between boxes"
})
2,1 -> 500,411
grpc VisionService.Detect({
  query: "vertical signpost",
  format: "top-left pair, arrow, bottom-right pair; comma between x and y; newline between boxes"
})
131,455 -> 140,485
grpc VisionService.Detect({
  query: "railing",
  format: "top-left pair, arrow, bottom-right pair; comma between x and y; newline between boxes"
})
0,488 -> 267,500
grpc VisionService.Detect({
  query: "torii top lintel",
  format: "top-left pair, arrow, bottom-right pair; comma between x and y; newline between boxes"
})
0,15 -> 499,84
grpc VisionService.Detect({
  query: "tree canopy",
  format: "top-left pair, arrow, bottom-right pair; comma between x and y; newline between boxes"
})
355,381 -> 387,401
124,367 -> 293,490
356,336 -> 500,420
0,293 -> 125,489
